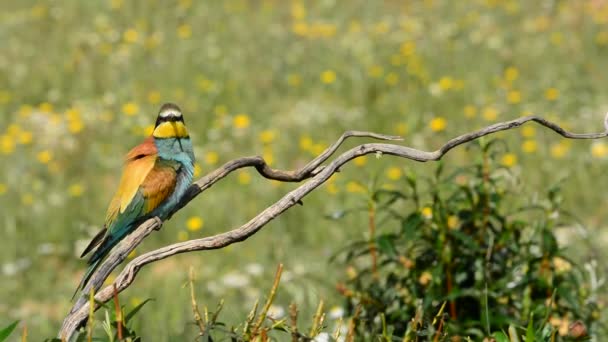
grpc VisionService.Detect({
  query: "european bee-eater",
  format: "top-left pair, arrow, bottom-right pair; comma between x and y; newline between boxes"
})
76,103 -> 195,293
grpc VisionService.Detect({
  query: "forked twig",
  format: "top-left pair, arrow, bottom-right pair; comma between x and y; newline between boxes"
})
60,114 -> 608,339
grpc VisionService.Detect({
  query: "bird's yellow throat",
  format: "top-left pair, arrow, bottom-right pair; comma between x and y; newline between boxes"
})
153,121 -> 189,139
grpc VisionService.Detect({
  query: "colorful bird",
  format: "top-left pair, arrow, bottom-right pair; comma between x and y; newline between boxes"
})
76,103 -> 195,293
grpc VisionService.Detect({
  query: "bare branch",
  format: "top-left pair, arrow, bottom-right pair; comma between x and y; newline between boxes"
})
59,115 -> 608,339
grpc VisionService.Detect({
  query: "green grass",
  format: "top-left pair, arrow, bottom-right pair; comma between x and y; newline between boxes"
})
1,0 -> 607,339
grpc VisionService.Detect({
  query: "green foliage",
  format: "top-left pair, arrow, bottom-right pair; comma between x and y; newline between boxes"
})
64,298 -> 153,342
332,141 -> 601,341
0,321 -> 19,342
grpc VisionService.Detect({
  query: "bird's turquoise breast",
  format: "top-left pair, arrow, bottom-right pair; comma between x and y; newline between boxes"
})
152,137 -> 195,219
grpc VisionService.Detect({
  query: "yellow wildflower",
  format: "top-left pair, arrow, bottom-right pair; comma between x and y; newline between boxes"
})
504,67 -> 519,82
22,193 -> 34,206
197,78 -> 215,92
1,135 -> 15,154
311,143 -> 326,156
353,156 -> 367,167
521,125 -> 535,137
346,266 -> 357,280
552,256 -> 572,274
31,4 -> 47,18
37,150 -> 53,164
386,167 -> 402,180
464,105 -> 477,118
214,105 -> 227,116
178,0 -> 192,9
292,22 -> 308,36
68,183 -> 84,197
346,181 -> 366,193
385,72 -> 399,85
438,77 -> 453,91
421,206 -> 433,219
507,90 -> 521,104
549,316 -> 570,337
177,24 -> 192,39
395,122 -> 408,135
429,117 -> 447,132
68,120 -> 84,134
320,70 -> 336,84
501,153 -> 517,167
130,297 -> 142,308
110,0 -> 123,10
0,183 -> 6,195
291,2 -> 306,20
7,124 -> 20,136
447,215 -> 459,230
205,151 -> 219,165
522,140 -> 537,153
122,102 -> 139,116
186,216 -> 204,232
591,142 -> 608,158
373,21 -> 390,34
123,28 -> 139,43
233,114 -> 250,129
39,102 -> 53,113
177,231 -> 189,241
259,130 -> 276,144
545,88 -> 560,101
550,32 -> 563,46
263,147 -> 274,165
299,136 -> 313,151
18,105 -> 33,117
381,183 -> 395,191
287,73 -> 301,87
418,271 -> 432,286
147,91 -> 161,104
551,142 -> 569,159
400,41 -> 416,56
368,65 -> 383,78
326,182 -> 338,195
238,171 -> 251,185
482,106 -> 498,121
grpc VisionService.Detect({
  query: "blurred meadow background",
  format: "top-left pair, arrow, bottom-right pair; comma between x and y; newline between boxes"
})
1,0 -> 608,340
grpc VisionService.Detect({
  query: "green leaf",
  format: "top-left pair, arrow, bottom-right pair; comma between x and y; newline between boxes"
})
376,235 -> 397,257
525,314 -> 534,342
492,331 -> 510,342
508,325 -> 521,342
0,320 -> 19,342
125,298 -> 154,324
401,213 -> 423,236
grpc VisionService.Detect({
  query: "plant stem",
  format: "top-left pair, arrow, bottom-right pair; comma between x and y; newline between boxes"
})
253,263 -> 283,335
189,266 -> 206,336
112,284 -> 122,341
368,199 -> 378,279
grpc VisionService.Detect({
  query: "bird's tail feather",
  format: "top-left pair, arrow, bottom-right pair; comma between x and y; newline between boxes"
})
72,258 -> 102,300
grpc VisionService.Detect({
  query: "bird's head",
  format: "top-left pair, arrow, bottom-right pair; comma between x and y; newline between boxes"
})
152,103 -> 189,139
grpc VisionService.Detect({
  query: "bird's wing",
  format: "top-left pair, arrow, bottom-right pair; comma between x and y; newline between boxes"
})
83,160 -> 178,262
80,138 -> 158,258
140,161 -> 178,213
105,137 -> 158,225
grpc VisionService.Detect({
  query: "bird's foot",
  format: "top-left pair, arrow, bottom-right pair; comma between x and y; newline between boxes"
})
153,217 -> 163,231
